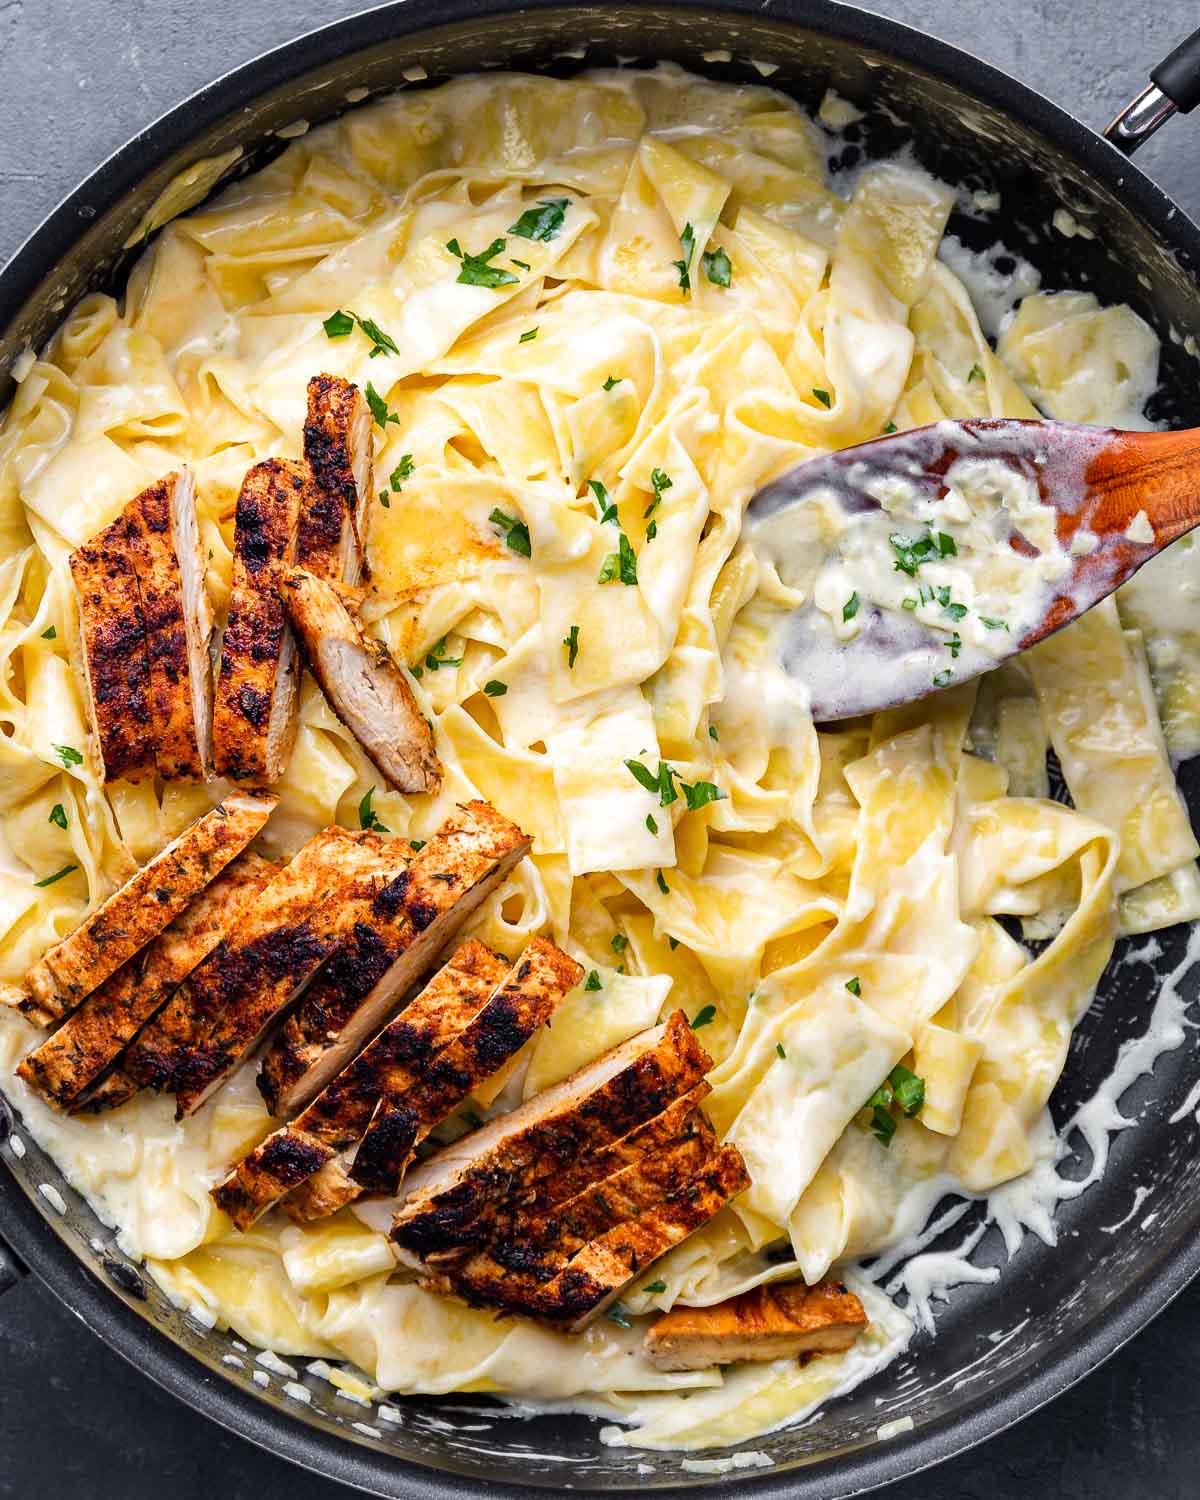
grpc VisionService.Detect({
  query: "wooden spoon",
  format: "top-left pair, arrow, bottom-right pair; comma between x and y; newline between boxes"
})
746,418 -> 1200,721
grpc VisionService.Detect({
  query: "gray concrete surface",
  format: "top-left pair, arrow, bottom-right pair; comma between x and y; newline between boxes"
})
1,3 -> 1199,1498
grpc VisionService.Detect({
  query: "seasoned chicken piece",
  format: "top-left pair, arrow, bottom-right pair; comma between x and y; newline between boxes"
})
211,939 -> 507,1231
300,374 -> 371,584
390,1011 -> 712,1268
258,801 -> 530,1117
69,1069 -> 138,1114
69,521 -> 156,784
281,567 -> 440,795
17,850 -> 275,1111
349,936 -> 583,1194
643,1279 -> 868,1371
167,829 -> 411,1117
16,792 -> 276,1027
121,470 -> 214,782
212,459 -> 313,786
282,1157 -> 360,1222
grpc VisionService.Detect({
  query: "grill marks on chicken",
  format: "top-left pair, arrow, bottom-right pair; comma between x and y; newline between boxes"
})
69,523 -> 156,784
300,374 -> 370,585
211,939 -> 508,1230
643,1280 -> 868,1371
282,567 -> 441,796
17,849 -> 276,1111
259,801 -> 530,1118
13,792 -> 276,1027
121,471 -> 214,782
212,459 -> 312,787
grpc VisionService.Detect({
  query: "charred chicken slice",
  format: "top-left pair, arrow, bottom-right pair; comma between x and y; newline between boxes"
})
258,801 -> 530,1118
13,792 -> 276,1027
281,567 -> 440,796
69,520 -> 156,784
121,469 -> 214,782
17,850 -> 276,1111
211,939 -> 508,1231
212,459 -> 313,786
299,374 -> 371,584
389,1011 -> 711,1268
643,1280 -> 868,1371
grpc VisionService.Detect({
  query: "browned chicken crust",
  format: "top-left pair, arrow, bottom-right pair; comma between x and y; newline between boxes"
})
17,792 -> 276,1027
643,1279 -> 868,1371
258,801 -> 530,1118
211,939 -> 507,1231
18,850 -> 275,1111
212,459 -> 311,786
121,470 -> 214,782
299,374 -> 370,584
69,521 -> 156,784
281,567 -> 441,795
349,936 -> 583,1194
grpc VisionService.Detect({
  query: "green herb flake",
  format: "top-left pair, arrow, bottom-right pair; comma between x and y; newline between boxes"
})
943,601 -> 968,622
358,787 -> 389,833
483,679 -> 508,697
424,637 -> 464,672
489,507 -> 532,558
682,779 -> 725,810
709,724 -> 719,742
842,591 -> 860,623
889,1064 -> 925,1117
365,381 -> 399,427
980,616 -> 1009,631
389,455 -> 415,491
510,258 -> 531,271
645,812 -> 659,836
902,597 -> 917,611
53,744 -> 83,768
408,839 -> 427,852
701,245 -> 732,287
563,624 -> 580,669
35,863 -> 78,889
48,803 -> 68,830
602,374 -> 620,391
967,362 -> 985,382
605,1302 -> 633,1329
846,976 -> 862,996
667,936 -> 679,950
934,530 -> 958,557
41,626 -> 57,640
889,531 -> 935,577
611,933 -> 629,954
448,236 -> 519,288
883,421 -> 898,434
642,1279 -> 667,1295
508,198 -> 569,242
868,1102 -> 897,1148
812,387 -> 832,408
322,309 -> 354,339
460,1107 -> 484,1130
932,668 -> 954,687
584,970 -> 603,992
598,531 -> 638,586
589,478 -> 618,525
946,633 -> 962,659
776,1042 -> 787,1059
656,869 -> 671,896
691,1004 -> 716,1030
673,222 -> 696,293
519,326 -> 539,344
353,312 -> 399,359
378,491 -> 391,508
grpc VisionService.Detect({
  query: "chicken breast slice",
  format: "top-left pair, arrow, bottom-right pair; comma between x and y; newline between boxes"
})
212,459 -> 313,787
14,792 -> 276,1027
69,520 -> 156,784
643,1279 -> 869,1371
299,374 -> 371,584
258,801 -> 530,1118
17,850 -> 276,1111
122,469 -> 214,782
210,939 -> 508,1231
281,567 -> 441,795
390,1011 -> 712,1268
348,936 -> 584,1194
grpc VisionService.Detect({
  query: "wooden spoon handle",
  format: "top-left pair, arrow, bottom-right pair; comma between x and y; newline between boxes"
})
1086,427 -> 1200,547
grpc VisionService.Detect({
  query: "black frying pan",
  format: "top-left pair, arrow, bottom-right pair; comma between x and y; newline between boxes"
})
3,3 -> 1200,1495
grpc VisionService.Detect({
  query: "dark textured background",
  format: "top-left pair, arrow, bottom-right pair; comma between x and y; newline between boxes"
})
1,3 -> 1198,1497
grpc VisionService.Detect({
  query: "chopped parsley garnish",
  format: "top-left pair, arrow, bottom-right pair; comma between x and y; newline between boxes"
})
936,530 -> 957,556
890,1064 -> 925,1116
861,1064 -> 925,1147
358,787 -> 389,833
709,724 -> 719,741
605,1302 -> 633,1329
902,597 -> 917,611
408,839 -> 426,852
611,933 -> 629,954
602,374 -> 620,391
625,758 -> 679,806
563,624 -> 580,669
48,803 -> 68,830
483,679 -> 508,697
656,869 -> 671,896
645,813 -> 658,835
866,1092 -> 897,1147
812,387 -> 832,408
701,245 -> 732,287
943,601 -> 968,622
53,744 -> 83,768
932,668 -> 954,686
691,1004 -> 716,1029
489,507 -> 532,557
322,309 -> 354,339
41,626 -> 56,640
842,591 -> 860,622
645,468 -> 672,519
889,531 -> 935,576
667,936 -> 679,950
980,616 -> 1009,631
883,421 -> 898,434
511,258 -> 531,271
598,531 -> 638,586
389,455 -> 415,491
378,491 -> 391,508
460,1107 -> 484,1129
673,222 -> 696,293
519,326 -> 539,343
968,362 -> 985,382
682,779 -> 725,810
646,520 -> 657,541
589,478 -> 619,525
365,381 -> 399,427
584,970 -> 603,992
946,633 -> 963,659
642,1279 -> 667,1294
423,637 -> 463,672
354,313 -> 399,358
776,1042 -> 787,1059
35,864 -> 78,888
447,236 -> 519,288
845,976 -> 862,996
508,198 -> 569,242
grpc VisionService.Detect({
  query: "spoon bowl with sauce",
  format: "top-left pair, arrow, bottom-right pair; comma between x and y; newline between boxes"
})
746,418 -> 1200,720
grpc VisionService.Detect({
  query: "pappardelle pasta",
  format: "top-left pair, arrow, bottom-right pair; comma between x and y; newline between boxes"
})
0,64 -> 1195,1452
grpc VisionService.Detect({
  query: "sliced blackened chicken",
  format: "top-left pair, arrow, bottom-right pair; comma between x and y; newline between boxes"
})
13,792 -> 276,1027
69,522 -> 156,784
644,1280 -> 868,1371
212,459 -> 314,787
258,801 -> 530,1118
211,939 -> 507,1231
122,470 -> 214,782
18,849 -> 275,1111
348,936 -> 583,1194
300,374 -> 371,585
389,1011 -> 712,1269
281,567 -> 441,796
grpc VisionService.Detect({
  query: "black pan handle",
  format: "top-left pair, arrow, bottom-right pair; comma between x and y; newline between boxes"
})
0,1093 -> 29,1295
1105,27 -> 1200,154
